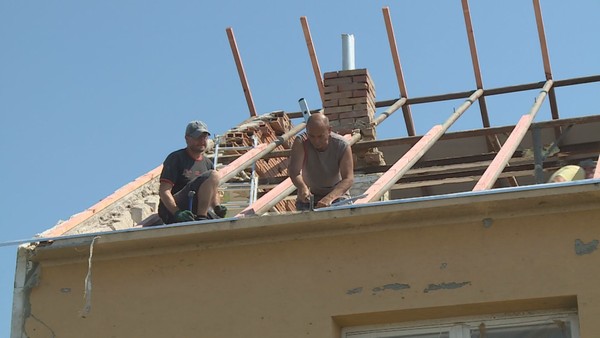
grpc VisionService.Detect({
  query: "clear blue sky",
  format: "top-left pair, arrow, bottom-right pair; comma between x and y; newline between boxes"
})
1,0 -> 599,335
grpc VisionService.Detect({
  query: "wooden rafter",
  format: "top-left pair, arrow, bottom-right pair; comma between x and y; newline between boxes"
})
533,0 -> 559,121
218,123 -> 306,185
226,27 -> 258,117
382,7 -> 416,136
214,115 -> 600,165
300,17 -> 325,104
370,75 -> 600,112
473,80 -> 554,191
354,89 -> 483,204
461,0 -> 490,128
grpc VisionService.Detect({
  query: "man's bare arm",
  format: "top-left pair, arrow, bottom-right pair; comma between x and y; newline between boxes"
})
158,181 -> 179,214
289,137 -> 311,202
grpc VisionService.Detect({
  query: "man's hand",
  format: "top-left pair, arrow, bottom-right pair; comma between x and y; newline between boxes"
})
297,186 -> 311,203
316,196 -> 334,209
174,210 -> 195,222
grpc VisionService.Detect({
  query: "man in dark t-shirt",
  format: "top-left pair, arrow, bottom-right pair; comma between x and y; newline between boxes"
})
157,121 -> 224,224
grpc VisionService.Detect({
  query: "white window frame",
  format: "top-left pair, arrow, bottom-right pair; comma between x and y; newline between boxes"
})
342,310 -> 579,338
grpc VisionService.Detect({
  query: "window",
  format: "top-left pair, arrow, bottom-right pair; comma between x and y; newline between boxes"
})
342,311 -> 579,338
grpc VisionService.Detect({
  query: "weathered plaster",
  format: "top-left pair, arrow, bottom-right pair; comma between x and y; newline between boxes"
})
373,283 -> 410,293
423,281 -> 471,293
574,239 -> 599,255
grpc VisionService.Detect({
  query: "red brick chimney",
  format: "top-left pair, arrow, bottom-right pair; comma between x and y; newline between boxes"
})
322,68 -> 385,166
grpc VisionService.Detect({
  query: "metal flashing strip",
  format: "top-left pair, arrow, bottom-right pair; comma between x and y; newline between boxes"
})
2,179 -> 599,249
0,216 -> 236,249
319,178 -> 600,212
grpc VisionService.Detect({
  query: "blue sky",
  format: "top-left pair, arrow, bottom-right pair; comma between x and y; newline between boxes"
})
1,0 -> 599,335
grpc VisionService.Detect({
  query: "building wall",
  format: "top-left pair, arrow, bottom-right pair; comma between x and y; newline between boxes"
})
18,185 -> 600,338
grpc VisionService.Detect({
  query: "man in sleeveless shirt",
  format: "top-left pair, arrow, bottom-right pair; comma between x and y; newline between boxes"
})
548,159 -> 597,183
289,113 -> 354,210
157,121 -> 225,224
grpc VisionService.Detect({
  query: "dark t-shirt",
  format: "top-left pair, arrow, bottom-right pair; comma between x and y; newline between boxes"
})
158,148 -> 214,219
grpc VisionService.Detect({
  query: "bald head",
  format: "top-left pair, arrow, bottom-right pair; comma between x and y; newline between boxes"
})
306,113 -> 330,131
305,113 -> 331,151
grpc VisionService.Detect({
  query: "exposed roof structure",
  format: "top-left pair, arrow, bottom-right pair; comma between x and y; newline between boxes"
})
36,1 -> 600,239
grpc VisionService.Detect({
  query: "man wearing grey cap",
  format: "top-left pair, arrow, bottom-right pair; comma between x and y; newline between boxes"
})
157,121 -> 226,224
579,159 -> 597,179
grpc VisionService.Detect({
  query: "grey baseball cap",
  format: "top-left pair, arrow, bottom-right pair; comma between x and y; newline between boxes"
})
185,120 -> 211,138
579,159 -> 597,168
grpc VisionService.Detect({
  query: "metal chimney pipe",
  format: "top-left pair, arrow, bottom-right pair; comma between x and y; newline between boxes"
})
342,34 -> 355,70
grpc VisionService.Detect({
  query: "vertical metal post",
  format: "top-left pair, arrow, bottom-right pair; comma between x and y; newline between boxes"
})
532,127 -> 545,183
249,135 -> 259,205
213,135 -> 221,169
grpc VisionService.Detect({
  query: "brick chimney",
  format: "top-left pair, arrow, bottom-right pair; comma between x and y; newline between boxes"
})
322,68 -> 385,167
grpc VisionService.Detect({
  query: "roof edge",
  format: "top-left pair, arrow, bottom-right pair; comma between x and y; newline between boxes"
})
39,165 -> 163,238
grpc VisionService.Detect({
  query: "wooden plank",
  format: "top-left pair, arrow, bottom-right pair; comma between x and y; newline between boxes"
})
218,123 -> 306,184
300,17 -> 325,104
372,75 -> 600,109
354,90 -> 483,204
382,7 -> 416,136
236,178 -> 296,217
461,0 -> 490,128
226,27 -> 257,117
216,115 -> 600,163
473,80 -> 553,191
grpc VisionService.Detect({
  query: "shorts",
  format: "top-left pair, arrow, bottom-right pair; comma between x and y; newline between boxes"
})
160,171 -> 213,224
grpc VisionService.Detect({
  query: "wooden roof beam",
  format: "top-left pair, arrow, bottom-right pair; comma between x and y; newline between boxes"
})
373,74 -> 600,110
226,27 -> 258,117
462,0 -> 520,187
461,0 -> 490,128
214,114 -> 600,163
473,80 -> 553,191
286,74 -> 600,120
533,0 -> 559,121
382,7 -> 416,136
300,17 -> 325,104
372,98 -> 407,127
218,122 -> 306,185
354,89 -> 483,204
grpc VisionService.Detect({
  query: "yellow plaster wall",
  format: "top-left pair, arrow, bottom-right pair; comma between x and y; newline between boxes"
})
23,208 -> 600,337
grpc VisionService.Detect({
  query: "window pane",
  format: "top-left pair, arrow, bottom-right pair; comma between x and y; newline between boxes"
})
471,322 -> 571,338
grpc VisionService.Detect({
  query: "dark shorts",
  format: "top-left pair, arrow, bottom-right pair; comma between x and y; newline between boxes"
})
160,171 -> 213,224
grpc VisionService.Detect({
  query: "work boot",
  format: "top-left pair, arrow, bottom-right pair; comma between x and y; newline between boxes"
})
213,205 -> 227,218
207,209 -> 220,219
194,214 -> 209,221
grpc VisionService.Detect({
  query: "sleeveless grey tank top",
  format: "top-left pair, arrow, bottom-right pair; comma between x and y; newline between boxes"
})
301,132 -> 351,198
